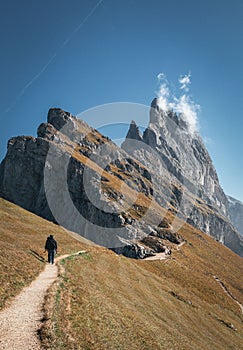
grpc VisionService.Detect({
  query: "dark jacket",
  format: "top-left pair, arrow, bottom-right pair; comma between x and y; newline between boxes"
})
45,236 -> 57,251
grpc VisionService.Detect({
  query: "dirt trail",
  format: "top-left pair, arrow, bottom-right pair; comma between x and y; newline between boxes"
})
213,275 -> 243,316
144,241 -> 185,261
0,242 -> 185,348
0,251 -> 85,350
144,252 -> 167,260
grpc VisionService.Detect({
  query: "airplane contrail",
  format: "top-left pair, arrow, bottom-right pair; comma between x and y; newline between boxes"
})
4,53 -> 57,114
62,0 -> 103,47
4,0 -> 103,114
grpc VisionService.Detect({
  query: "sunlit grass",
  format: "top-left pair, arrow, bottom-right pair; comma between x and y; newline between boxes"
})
42,224 -> 243,350
0,197 -> 92,309
0,197 -> 243,349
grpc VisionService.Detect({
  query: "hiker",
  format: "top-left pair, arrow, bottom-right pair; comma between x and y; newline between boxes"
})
45,235 -> 57,264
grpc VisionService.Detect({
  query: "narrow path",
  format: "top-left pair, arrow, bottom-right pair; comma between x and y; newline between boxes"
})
0,251 -> 85,350
144,252 -> 167,260
176,241 -> 186,250
144,241 -> 185,261
213,275 -> 243,316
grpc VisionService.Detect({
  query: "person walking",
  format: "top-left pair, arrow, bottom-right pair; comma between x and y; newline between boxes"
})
45,235 -> 57,264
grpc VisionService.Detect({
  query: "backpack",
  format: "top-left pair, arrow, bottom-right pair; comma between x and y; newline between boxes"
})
46,237 -> 56,250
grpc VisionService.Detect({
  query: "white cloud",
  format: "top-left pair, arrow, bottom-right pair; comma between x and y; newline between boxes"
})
155,72 -> 200,135
173,94 -> 200,134
156,73 -> 170,111
157,84 -> 170,111
157,72 -> 167,81
179,73 -> 191,91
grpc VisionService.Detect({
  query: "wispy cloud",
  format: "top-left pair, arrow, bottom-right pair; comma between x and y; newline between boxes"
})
173,94 -> 200,134
156,73 -> 170,111
156,72 -> 200,134
157,72 -> 167,81
4,0 -> 103,115
179,73 -> 191,92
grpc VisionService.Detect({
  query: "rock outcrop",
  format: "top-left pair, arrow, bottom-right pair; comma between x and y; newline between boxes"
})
125,120 -> 143,141
0,104 -> 242,257
0,108 -> 183,258
122,98 -> 243,257
227,195 -> 243,237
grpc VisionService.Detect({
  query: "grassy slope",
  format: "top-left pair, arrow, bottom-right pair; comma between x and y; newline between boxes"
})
0,197 -> 96,309
0,198 -> 243,349
42,227 -> 243,349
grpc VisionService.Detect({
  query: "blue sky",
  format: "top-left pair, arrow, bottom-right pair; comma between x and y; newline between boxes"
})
0,0 -> 243,201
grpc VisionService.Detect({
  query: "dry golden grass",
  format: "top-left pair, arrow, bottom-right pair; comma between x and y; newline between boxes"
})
1,119 -> 243,349
0,197 -> 94,309
41,222 -> 243,350
1,197 -> 243,349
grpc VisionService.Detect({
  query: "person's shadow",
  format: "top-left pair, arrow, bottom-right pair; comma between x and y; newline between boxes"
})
29,249 -> 46,262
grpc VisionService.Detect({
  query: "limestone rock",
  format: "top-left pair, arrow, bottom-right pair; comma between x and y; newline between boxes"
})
0,105 -> 243,257
0,108 -> 174,254
126,120 -> 143,141
122,99 -> 243,256
227,195 -> 243,237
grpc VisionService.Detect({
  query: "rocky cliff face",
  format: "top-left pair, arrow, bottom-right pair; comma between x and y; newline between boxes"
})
0,105 -> 242,257
227,196 -> 243,237
122,98 -> 243,256
0,108 -> 185,258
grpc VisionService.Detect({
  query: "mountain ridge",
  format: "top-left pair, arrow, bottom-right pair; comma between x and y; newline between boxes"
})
122,98 -> 243,256
0,105 -> 243,348
0,104 -> 243,257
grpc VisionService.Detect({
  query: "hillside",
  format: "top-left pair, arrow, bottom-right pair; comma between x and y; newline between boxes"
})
0,106 -> 242,349
0,107 -> 242,258
45,241 -> 243,350
0,197 -> 96,310
0,197 -> 242,349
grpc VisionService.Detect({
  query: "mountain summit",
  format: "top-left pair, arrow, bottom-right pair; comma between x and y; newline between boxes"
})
122,98 -> 243,256
0,103 -> 242,257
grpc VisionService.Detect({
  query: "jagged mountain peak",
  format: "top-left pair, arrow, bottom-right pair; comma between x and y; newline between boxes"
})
47,108 -> 75,130
122,98 -> 243,256
149,97 -> 189,132
126,120 -> 143,141
150,98 -> 175,123
123,98 -> 227,215
0,105 -> 243,257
